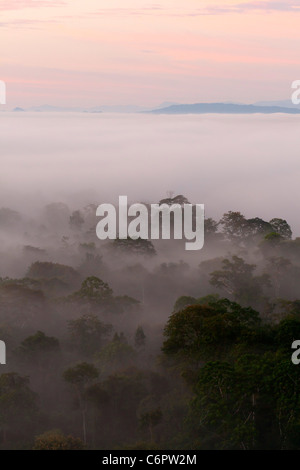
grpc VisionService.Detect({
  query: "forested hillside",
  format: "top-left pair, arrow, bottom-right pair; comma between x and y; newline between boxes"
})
0,196 -> 300,449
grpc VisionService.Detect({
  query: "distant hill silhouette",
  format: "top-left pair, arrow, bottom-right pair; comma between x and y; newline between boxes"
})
147,102 -> 300,115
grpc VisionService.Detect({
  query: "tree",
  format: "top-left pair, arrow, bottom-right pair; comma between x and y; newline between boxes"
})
219,211 -> 249,244
33,430 -> 85,450
162,298 -> 261,366
83,204 -> 98,232
162,293 -> 300,449
112,238 -> 156,257
173,296 -> 198,313
189,359 -> 262,449
259,232 -> 283,256
270,358 -> 300,448
84,383 -> 109,447
219,212 -> 276,245
139,408 -> 162,443
246,217 -> 273,240
275,300 -> 300,320
0,280 -> 46,329
63,362 -> 99,386
265,257 -> 292,298
114,295 -> 141,315
73,276 -> 113,302
159,194 -> 190,206
68,314 -> 112,357
135,326 -> 146,349
100,372 -> 147,442
210,256 -> 270,307
0,373 -> 38,445
63,363 -> 99,444
96,334 -> 137,375
204,218 -> 219,239
173,294 -> 219,313
27,261 -> 79,285
69,210 -> 84,231
17,331 -> 60,367
269,218 -> 292,240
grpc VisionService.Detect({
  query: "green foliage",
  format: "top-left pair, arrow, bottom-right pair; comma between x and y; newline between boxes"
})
73,276 -> 113,302
63,362 -> 99,445
159,194 -> 190,206
275,317 -> 300,352
112,238 -> 156,257
114,295 -> 141,315
139,408 -> 163,443
85,383 -> 109,408
1,200 -> 300,450
27,261 -> 79,284
0,373 -> 38,445
69,210 -> 84,231
163,297 -> 300,449
219,211 -> 249,243
16,331 -> 60,366
269,218 -> 292,240
135,326 -> 146,349
0,280 -> 45,328
63,362 -> 99,386
264,232 -> 283,242
33,430 -> 85,450
189,360 -> 259,449
219,211 -> 278,245
173,296 -> 198,312
68,314 -> 112,357
204,218 -> 219,237
18,331 -> 59,356
101,371 -> 148,436
173,294 -> 220,313
163,298 -> 261,364
210,255 -> 270,306
97,334 -> 137,375
246,217 -> 273,239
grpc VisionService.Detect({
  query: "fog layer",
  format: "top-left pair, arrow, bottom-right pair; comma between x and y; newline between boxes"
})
1,112 -> 299,233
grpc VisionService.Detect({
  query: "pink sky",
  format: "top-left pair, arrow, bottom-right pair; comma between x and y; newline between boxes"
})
1,0 -> 300,107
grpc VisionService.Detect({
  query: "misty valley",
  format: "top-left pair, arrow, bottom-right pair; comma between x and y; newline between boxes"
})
2,0 -> 300,454
0,195 -> 300,450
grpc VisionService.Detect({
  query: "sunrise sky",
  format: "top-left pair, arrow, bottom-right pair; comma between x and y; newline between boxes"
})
1,0 -> 300,107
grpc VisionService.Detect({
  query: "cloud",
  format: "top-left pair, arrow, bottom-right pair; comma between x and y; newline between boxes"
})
95,5 -> 163,17
94,1 -> 300,18
200,1 -> 300,15
0,18 -> 58,29
0,0 -> 65,11
1,114 -> 300,236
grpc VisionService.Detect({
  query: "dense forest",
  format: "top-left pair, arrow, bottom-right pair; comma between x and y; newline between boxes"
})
0,195 -> 300,449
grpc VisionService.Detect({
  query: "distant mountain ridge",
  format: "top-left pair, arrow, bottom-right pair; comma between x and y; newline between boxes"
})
12,102 -> 180,114
147,102 -> 300,115
8,101 -> 300,114
254,99 -> 300,109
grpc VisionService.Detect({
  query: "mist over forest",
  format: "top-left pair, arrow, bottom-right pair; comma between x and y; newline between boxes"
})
1,184 -> 300,449
1,113 -> 300,450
